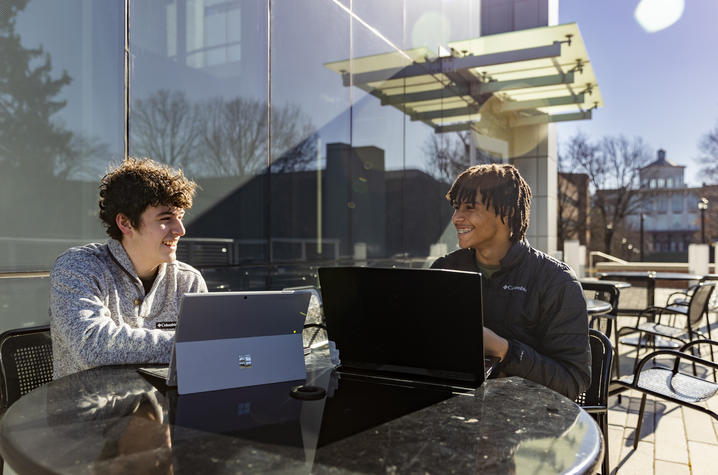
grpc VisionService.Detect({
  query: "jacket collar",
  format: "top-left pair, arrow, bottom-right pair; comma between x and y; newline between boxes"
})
498,239 -> 530,270
107,238 -> 167,286
464,240 -> 529,275
108,238 -> 137,278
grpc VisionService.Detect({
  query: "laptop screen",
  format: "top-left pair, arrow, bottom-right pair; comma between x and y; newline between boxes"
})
168,291 -> 311,393
318,267 -> 486,387
175,291 -> 310,342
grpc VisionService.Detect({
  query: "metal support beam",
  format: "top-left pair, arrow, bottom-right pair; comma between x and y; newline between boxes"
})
381,84 -> 470,105
476,71 -> 575,94
344,43 -> 562,86
510,110 -> 592,127
496,93 -> 585,112
434,122 -> 477,133
411,106 -> 480,121
380,71 -> 575,106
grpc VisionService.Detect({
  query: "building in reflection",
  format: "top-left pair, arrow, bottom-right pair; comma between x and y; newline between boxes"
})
183,142 -> 453,288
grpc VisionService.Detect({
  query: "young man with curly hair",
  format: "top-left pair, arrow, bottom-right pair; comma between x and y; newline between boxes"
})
50,158 -> 207,378
431,164 -> 590,399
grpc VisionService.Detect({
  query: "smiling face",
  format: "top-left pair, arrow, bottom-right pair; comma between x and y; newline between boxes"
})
118,205 -> 186,279
452,191 -> 512,263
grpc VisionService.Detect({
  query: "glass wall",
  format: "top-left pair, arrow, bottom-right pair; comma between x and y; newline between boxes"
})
0,1 -> 124,330
1,0 -> 499,330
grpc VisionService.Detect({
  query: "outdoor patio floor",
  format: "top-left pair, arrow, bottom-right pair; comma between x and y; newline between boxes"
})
606,287 -> 718,474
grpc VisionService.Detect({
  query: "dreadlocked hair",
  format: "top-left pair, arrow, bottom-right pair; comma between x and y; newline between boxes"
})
98,157 -> 197,240
446,164 -> 532,243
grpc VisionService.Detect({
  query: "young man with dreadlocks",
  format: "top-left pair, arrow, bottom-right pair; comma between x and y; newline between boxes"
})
431,164 -> 590,399
50,158 -> 207,378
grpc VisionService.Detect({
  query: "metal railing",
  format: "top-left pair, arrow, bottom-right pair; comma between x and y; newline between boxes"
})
587,251 -> 627,276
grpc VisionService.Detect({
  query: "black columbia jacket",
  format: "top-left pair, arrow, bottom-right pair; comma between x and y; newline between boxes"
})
431,240 -> 591,399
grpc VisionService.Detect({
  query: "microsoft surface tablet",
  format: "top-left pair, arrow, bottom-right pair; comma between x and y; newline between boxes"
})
171,290 -> 310,394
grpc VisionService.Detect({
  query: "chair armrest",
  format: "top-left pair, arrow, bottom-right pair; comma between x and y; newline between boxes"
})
666,291 -> 689,306
639,306 -> 672,318
667,285 -> 698,302
679,339 -> 718,353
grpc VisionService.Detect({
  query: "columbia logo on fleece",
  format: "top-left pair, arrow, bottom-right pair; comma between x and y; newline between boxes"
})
156,321 -> 176,330
503,284 -> 527,293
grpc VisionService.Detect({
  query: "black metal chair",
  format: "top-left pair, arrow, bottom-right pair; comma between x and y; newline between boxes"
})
582,281 -> 621,379
0,325 -> 53,408
666,275 -> 718,303
0,324 -> 53,412
666,275 -> 718,336
575,329 -> 613,475
0,325 -> 53,474
609,339 -> 718,450
616,282 -> 716,371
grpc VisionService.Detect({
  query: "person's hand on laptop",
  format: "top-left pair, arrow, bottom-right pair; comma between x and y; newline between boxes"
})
483,327 -> 509,362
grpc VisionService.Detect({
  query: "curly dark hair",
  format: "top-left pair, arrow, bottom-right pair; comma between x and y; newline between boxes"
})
446,164 -> 532,243
98,157 -> 198,240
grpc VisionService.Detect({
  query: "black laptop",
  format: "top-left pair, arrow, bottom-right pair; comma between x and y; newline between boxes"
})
318,267 -> 497,389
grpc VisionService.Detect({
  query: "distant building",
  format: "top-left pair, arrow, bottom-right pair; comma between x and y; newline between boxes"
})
558,172 -> 590,249
626,149 -> 702,257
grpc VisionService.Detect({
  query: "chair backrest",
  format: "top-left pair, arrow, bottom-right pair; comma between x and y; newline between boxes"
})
687,282 -> 716,328
698,275 -> 718,310
0,325 -> 53,412
575,329 -> 613,409
581,282 -> 620,338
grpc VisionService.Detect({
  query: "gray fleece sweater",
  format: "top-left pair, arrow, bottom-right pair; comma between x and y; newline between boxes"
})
49,239 -> 207,378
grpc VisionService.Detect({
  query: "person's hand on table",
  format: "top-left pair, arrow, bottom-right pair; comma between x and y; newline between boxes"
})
483,327 -> 509,362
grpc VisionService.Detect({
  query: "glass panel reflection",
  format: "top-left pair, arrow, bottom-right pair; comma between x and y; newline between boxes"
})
2,0 -> 546,305
130,0 -> 269,289
0,0 -> 123,329
0,0 -> 123,272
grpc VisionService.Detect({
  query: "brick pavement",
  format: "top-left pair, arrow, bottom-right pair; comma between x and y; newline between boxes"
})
605,287 -> 718,474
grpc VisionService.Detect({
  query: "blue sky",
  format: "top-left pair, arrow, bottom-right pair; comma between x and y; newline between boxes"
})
557,0 -> 718,186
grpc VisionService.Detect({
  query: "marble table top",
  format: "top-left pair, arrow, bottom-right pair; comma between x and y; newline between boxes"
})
0,353 -> 602,474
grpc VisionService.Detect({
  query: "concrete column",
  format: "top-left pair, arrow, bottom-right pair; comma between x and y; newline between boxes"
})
510,123 -> 557,255
480,0 -> 558,255
563,239 -> 582,277
688,243 -> 709,275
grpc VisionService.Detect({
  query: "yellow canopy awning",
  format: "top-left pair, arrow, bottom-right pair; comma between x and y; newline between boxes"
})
325,23 -> 602,132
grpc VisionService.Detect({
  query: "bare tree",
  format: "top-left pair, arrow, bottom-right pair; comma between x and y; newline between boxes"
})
697,121 -> 718,184
198,97 -> 268,176
558,134 -> 598,250
562,132 -> 651,254
423,131 -> 471,183
556,171 -> 589,251
271,131 -> 318,174
270,103 -> 317,172
130,89 -> 202,170
54,132 -> 112,180
197,98 -> 317,176
130,91 -> 317,177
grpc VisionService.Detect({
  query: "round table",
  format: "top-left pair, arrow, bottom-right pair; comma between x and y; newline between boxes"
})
586,298 -> 612,316
598,271 -> 702,312
0,362 -> 603,474
580,278 -> 631,290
